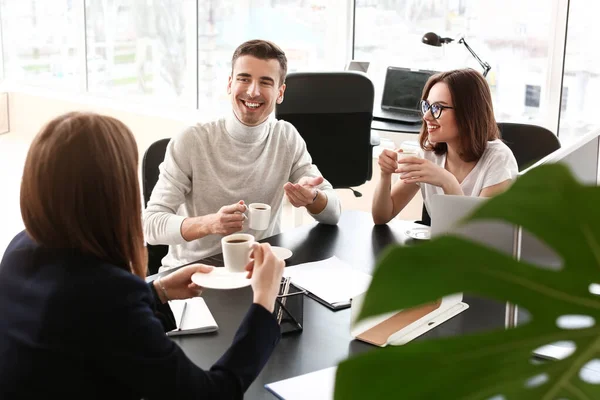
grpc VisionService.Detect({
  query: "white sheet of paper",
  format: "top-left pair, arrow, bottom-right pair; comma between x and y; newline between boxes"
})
265,366 -> 337,400
283,256 -> 371,305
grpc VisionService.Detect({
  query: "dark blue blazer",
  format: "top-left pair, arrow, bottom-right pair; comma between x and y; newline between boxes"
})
0,231 -> 280,399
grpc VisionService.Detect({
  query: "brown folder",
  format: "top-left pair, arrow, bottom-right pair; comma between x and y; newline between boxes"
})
356,299 -> 442,347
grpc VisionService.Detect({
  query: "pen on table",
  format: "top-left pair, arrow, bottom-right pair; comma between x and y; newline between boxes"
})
276,278 -> 286,323
277,277 -> 292,324
277,291 -> 306,298
277,298 -> 303,330
177,301 -> 187,331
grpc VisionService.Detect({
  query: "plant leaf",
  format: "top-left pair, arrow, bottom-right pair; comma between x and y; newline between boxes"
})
335,164 -> 600,400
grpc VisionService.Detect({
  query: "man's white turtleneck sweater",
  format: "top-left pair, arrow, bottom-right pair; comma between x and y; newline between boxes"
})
143,112 -> 341,269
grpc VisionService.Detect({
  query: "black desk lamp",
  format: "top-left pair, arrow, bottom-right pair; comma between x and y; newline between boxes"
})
422,32 -> 491,78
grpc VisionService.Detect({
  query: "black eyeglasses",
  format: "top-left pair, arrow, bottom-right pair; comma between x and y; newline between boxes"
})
420,100 -> 454,119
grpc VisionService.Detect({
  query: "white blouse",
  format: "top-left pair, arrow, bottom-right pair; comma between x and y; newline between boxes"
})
417,139 -> 519,215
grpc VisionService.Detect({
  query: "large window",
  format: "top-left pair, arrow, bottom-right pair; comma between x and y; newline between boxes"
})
0,0 -> 590,141
355,0 -> 556,130
196,0 -> 350,118
0,0 -> 349,116
86,0 -> 197,108
558,0 -> 600,140
0,0 -> 83,89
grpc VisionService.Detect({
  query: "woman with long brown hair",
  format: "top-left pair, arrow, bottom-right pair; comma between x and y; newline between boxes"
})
372,68 -> 519,225
0,112 -> 284,399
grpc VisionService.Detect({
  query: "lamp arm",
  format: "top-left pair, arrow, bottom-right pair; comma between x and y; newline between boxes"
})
458,38 -> 491,77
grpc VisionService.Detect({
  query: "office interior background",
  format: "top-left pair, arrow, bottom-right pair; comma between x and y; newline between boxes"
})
0,0 -> 594,257
0,0 -> 594,138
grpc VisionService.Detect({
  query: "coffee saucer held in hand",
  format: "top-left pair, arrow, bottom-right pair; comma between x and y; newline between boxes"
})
270,246 -> 293,260
191,268 -> 251,290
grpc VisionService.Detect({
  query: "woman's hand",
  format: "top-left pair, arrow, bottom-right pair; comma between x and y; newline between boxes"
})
155,264 -> 213,303
245,243 -> 285,313
378,148 -> 400,176
396,157 -> 460,192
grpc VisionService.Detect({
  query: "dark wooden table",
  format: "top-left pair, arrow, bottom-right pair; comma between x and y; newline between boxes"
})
146,210 -> 507,399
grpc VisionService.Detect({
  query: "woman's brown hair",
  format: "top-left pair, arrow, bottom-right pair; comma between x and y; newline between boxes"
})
418,68 -> 499,162
20,112 -> 147,278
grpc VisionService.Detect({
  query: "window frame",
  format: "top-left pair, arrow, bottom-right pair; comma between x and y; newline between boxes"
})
0,0 -> 573,135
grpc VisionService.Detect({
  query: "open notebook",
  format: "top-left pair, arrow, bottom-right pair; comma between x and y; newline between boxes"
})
167,297 -> 218,336
282,256 -> 372,311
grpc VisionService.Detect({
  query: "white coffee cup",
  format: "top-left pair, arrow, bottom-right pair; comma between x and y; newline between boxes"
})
397,150 -> 419,162
246,203 -> 271,231
221,233 -> 255,273
397,143 -> 420,162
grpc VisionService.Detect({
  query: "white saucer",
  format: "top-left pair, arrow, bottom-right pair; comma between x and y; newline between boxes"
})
191,268 -> 251,290
405,227 -> 431,240
271,246 -> 293,260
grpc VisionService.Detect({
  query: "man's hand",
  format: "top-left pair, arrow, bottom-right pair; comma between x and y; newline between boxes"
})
283,176 -> 324,208
181,200 -> 248,241
207,200 -> 247,235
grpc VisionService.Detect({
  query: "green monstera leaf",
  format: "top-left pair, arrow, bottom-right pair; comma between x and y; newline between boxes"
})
335,164 -> 600,400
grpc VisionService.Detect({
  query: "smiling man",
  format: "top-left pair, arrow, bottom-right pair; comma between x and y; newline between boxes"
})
143,40 -> 341,270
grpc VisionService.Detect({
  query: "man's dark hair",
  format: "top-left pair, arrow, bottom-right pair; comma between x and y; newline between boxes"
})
231,39 -> 287,86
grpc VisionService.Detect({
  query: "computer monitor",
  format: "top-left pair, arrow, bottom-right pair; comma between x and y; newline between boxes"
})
518,130 -> 599,360
345,60 -> 370,73
430,128 -> 600,361
519,129 -> 600,185
431,129 -> 600,263
380,67 -> 435,112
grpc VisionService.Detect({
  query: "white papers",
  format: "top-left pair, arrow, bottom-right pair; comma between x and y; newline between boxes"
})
283,256 -> 371,306
265,367 -> 337,400
167,297 -> 218,336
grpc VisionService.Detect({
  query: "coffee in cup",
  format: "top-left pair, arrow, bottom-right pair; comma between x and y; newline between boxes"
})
221,233 -> 255,273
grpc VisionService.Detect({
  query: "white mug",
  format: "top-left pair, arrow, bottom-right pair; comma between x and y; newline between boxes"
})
221,233 -> 255,273
396,150 -> 419,162
397,143 -> 420,162
246,203 -> 271,231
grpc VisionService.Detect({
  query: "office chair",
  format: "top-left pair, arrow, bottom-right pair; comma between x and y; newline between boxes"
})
497,122 -> 561,171
275,71 -> 379,196
142,138 -> 171,275
417,122 -> 561,226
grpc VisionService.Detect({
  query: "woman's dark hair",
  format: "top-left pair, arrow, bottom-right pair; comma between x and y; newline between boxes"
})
20,112 -> 147,278
419,68 -> 499,162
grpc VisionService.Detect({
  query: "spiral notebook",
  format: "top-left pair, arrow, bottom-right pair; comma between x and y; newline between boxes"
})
167,297 -> 218,336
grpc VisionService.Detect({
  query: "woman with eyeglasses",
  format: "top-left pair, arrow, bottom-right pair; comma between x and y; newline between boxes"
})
0,112 -> 285,399
372,68 -> 518,225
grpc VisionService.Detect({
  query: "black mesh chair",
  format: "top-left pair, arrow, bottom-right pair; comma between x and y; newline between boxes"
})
275,72 -> 379,195
142,138 -> 171,275
418,122 -> 561,226
497,122 -> 561,171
